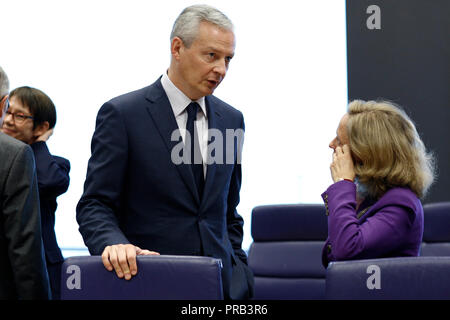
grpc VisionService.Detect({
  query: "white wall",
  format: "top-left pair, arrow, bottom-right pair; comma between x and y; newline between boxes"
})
1,0 -> 347,254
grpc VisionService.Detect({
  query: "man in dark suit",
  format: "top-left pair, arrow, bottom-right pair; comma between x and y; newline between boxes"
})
1,86 -> 70,299
77,4 -> 253,299
0,66 -> 51,299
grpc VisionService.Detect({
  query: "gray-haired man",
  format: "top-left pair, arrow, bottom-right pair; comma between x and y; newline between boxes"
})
77,5 -> 253,299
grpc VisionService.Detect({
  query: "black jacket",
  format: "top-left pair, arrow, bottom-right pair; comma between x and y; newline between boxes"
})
31,141 -> 70,265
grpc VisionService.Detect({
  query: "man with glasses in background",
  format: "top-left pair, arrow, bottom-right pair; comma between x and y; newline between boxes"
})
0,66 -> 51,299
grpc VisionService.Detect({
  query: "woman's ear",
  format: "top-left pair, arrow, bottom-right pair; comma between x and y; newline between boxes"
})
33,121 -> 50,138
350,148 -> 362,166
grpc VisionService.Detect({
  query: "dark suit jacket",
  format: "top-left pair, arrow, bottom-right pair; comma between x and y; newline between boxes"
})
30,141 -> 70,264
30,141 -> 70,300
322,180 -> 424,267
77,78 -> 254,299
0,132 -> 51,299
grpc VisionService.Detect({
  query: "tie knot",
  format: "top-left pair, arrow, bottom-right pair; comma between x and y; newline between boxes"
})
187,102 -> 199,119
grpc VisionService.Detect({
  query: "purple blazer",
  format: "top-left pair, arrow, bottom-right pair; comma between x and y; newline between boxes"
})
322,180 -> 424,267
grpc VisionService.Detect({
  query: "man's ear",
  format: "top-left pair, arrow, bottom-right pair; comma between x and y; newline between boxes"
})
0,95 -> 8,119
171,37 -> 184,60
33,121 -> 50,137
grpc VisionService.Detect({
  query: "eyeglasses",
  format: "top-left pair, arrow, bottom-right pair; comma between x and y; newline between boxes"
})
5,110 -> 34,123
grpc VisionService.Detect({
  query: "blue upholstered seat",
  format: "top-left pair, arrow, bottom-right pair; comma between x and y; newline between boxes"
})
248,204 -> 328,299
326,256 -> 450,300
421,202 -> 450,256
60,255 -> 223,300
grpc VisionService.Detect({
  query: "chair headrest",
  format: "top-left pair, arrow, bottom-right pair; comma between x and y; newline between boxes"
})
251,204 -> 328,241
60,255 -> 223,300
326,256 -> 450,299
423,202 -> 450,242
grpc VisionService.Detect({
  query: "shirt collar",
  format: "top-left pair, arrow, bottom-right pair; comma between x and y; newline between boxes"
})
161,71 -> 207,118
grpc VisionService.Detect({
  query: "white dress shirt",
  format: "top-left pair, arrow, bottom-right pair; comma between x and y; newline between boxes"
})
161,72 -> 208,178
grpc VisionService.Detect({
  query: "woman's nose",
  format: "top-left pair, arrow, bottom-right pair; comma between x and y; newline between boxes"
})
329,138 -> 337,150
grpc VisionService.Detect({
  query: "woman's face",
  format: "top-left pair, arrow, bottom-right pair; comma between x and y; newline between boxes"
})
329,113 -> 350,150
1,96 -> 36,144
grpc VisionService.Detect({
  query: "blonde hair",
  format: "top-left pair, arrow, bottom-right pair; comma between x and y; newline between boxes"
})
347,100 -> 435,199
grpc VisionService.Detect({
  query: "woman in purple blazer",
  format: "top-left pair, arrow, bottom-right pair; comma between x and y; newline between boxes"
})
322,100 -> 435,267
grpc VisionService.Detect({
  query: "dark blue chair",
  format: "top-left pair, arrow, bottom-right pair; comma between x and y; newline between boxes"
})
325,256 -> 450,300
421,202 -> 450,256
60,255 -> 223,300
248,204 -> 328,299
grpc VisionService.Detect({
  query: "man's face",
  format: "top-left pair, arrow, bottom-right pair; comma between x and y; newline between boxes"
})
173,21 -> 235,100
1,96 -> 36,144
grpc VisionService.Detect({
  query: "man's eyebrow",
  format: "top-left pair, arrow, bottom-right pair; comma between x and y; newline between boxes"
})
205,46 -> 234,57
205,46 -> 219,52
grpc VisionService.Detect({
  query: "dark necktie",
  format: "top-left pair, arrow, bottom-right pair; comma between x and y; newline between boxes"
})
186,102 -> 204,199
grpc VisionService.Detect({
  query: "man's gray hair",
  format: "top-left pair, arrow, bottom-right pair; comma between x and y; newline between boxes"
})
0,66 -> 9,97
170,4 -> 234,48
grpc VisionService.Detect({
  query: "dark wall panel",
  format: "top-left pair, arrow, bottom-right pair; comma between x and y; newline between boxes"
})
346,0 -> 450,203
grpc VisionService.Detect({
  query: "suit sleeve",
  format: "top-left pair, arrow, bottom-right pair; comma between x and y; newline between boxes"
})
30,141 -> 70,199
325,181 -> 418,261
226,113 -> 247,264
3,144 -> 51,299
76,102 -> 130,254
225,114 -> 255,299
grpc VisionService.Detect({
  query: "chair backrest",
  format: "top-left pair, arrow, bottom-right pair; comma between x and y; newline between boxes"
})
326,256 -> 450,300
421,202 -> 450,256
61,255 -> 223,300
248,204 -> 328,299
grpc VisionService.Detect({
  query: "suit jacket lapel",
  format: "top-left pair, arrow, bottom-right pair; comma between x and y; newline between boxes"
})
144,79 -> 200,204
